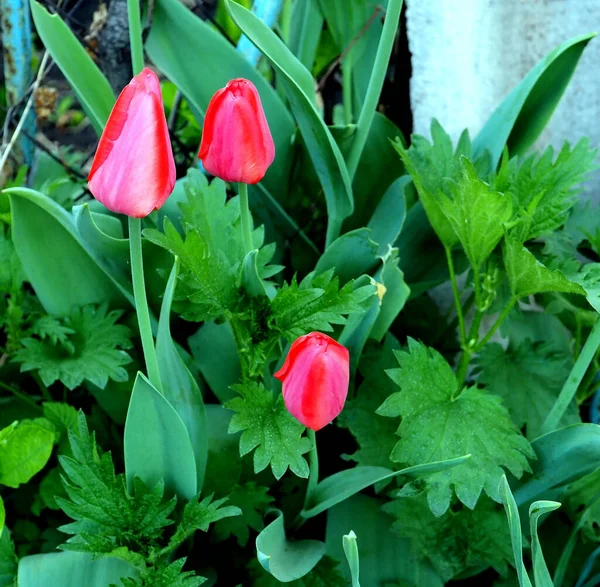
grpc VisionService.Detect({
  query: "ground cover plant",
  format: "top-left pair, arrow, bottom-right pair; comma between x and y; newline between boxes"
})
1,0 -> 600,585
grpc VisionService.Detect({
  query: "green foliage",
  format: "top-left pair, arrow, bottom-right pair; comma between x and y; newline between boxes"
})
564,467 -> 600,542
476,342 -> 580,438
226,382 -> 312,480
213,482 -> 274,546
0,528 -> 17,587
496,139 -> 597,240
377,339 -> 534,515
119,558 -> 206,587
248,555 -> 346,587
383,494 -> 513,581
14,305 -> 133,390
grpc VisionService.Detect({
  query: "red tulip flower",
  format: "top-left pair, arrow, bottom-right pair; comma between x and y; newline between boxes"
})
274,332 -> 350,431
198,78 -> 275,184
88,68 -> 176,218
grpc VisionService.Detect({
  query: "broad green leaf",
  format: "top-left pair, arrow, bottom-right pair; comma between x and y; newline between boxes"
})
503,235 -> 585,298
288,0 -> 324,69
498,476 -> 533,587
342,531 -> 360,587
439,158 -> 512,271
473,33 -> 595,167
29,1 -> 115,135
240,250 -> 270,298
301,456 -> 470,519
325,494 -> 443,586
124,373 -> 197,500
146,0 -> 294,194
514,424 -> 600,506
529,500 -> 561,587
5,188 -> 131,315
256,510 -> 325,581
378,339 -> 534,516
156,260 -> 208,492
226,0 -> 354,246
0,421 -> 54,488
0,527 -> 17,587
18,551 -> 137,587
189,322 -> 240,404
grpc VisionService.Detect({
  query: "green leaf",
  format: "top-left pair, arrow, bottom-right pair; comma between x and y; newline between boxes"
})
0,420 -> 54,488
15,305 -> 133,390
5,188 -> 131,315
248,555 -> 346,586
498,476 -> 533,587
0,500 -> 4,536
124,373 -> 198,500
497,139 -> 597,240
439,158 -> 512,271
167,494 -> 241,550
503,235 -> 586,298
226,381 -> 311,480
156,260 -> 207,492
17,552 -> 137,587
563,467 -> 600,542
269,269 -> 374,340
473,33 -> 595,167
0,528 -> 17,587
288,0 -> 323,69
513,424 -> 600,506
342,531 -> 360,587
58,413 -> 176,554
383,494 -> 513,582
256,510 -> 325,582
529,500 -> 561,587
325,494 -> 443,586
212,482 -> 273,546
29,1 -> 115,135
226,0 -> 354,245
476,342 -> 580,439
377,339 -> 534,515
146,0 -> 294,195
120,558 -> 205,587
42,402 -> 78,441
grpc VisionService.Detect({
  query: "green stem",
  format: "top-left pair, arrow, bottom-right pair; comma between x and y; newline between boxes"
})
474,298 -> 517,351
127,0 -> 145,75
342,60 -> 353,124
540,316 -> 600,436
238,183 -> 254,255
0,380 -> 43,411
455,309 -> 484,389
305,428 -> 319,504
33,373 -> 53,402
129,217 -> 162,392
445,246 -> 466,344
346,0 -> 403,179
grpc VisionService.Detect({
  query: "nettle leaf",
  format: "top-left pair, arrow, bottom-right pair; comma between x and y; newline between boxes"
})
497,138 -> 597,241
393,121 -> 490,247
269,269 -> 374,340
503,235 -> 586,298
144,170 -> 280,322
475,342 -> 580,439
248,555 -> 346,587
337,337 -> 400,469
439,158 -> 512,271
0,419 -> 55,488
167,494 -> 241,550
377,339 -> 534,516
0,527 -> 17,586
43,402 -> 79,444
382,494 -> 512,582
119,558 -> 206,587
226,382 -> 312,479
14,304 -> 133,390
57,413 -> 176,555
213,482 -> 274,546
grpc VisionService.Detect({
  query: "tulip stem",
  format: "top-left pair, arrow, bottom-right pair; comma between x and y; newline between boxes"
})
127,0 -> 145,75
346,0 -> 403,179
129,217 -> 163,393
305,428 -> 319,505
238,182 -> 254,254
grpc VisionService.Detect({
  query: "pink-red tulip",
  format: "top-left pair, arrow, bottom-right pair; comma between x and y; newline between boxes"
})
274,332 -> 350,431
198,78 -> 275,184
88,68 -> 176,218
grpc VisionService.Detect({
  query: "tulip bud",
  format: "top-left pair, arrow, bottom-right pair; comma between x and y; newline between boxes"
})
198,78 -> 275,184
88,68 -> 176,218
274,332 -> 350,431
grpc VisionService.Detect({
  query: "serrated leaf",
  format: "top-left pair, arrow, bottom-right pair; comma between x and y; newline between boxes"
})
119,558 -> 205,587
225,382 -> 312,480
439,158 -> 512,271
14,305 -> 133,390
377,339 -> 534,515
248,555 -> 346,586
503,235 -> 586,298
475,342 -> 580,439
0,527 -> 17,587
